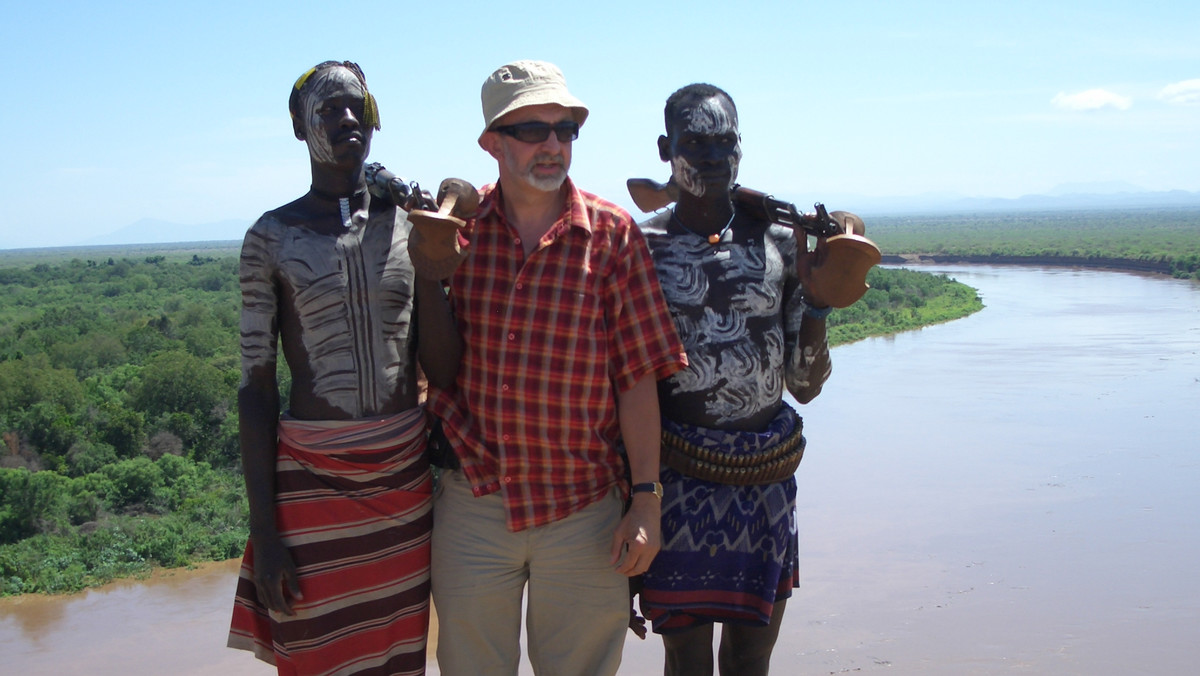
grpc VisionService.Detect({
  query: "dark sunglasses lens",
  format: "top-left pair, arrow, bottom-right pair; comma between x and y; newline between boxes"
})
512,125 -> 551,143
506,122 -> 579,143
552,122 -> 579,142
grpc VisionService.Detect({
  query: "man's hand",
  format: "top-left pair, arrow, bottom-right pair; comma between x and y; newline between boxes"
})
251,532 -> 302,616
796,235 -> 832,308
795,210 -> 877,309
610,495 -> 662,576
407,178 -> 477,281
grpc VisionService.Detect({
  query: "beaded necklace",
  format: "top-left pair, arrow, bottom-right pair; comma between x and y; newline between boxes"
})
671,207 -> 735,245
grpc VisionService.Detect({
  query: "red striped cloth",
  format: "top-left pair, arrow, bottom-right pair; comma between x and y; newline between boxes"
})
228,409 -> 432,675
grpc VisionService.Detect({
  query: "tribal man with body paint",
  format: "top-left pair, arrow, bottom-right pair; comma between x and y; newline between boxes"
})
635,83 -> 848,676
227,61 -> 463,676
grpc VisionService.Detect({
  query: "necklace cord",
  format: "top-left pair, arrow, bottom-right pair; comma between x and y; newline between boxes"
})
671,207 -> 736,245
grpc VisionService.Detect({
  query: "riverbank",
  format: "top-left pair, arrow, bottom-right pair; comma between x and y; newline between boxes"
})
866,206 -> 1200,281
884,252 -> 1176,276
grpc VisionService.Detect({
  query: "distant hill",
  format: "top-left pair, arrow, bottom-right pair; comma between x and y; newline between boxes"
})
790,187 -> 1200,216
26,186 -> 1200,251
78,218 -> 251,247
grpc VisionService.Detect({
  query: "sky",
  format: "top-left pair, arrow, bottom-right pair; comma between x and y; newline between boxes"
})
1,0 -> 1197,249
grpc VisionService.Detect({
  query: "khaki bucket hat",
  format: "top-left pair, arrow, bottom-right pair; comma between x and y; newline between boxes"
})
480,60 -> 589,135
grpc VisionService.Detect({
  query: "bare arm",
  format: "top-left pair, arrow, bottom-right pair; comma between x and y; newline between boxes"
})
610,374 -> 663,576
414,277 -> 463,390
787,231 -> 834,404
788,311 -> 832,404
237,370 -> 301,614
237,224 -> 301,614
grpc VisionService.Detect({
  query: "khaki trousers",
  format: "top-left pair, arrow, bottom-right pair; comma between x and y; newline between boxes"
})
431,470 -> 629,676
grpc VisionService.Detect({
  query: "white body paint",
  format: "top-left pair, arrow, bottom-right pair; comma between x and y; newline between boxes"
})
670,96 -> 743,198
239,205 -> 417,417
641,213 -> 827,425
299,68 -> 366,165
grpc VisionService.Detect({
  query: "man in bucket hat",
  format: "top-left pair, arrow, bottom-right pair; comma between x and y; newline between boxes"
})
425,60 -> 687,676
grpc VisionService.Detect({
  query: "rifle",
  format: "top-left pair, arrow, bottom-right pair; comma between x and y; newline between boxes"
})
366,162 -> 478,281
365,162 -> 437,212
627,177 -> 843,238
626,176 -> 882,308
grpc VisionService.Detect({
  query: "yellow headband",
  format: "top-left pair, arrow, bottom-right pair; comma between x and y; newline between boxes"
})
293,66 -> 317,92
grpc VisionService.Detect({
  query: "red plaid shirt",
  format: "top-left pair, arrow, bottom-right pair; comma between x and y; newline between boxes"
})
427,179 -> 686,532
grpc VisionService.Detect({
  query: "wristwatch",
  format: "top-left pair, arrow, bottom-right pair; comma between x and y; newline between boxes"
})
631,481 -> 663,499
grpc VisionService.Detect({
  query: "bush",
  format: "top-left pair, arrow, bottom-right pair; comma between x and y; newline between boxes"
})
101,457 -> 165,511
0,468 -> 71,543
67,440 -> 119,477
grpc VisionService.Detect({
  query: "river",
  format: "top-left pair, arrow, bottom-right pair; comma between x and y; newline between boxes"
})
3,265 -> 1198,675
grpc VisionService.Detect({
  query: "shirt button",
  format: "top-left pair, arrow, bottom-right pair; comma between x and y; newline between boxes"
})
502,434 -> 510,441
502,384 -> 510,391
513,238 -> 521,246
515,282 -> 523,290
508,332 -> 516,341
503,476 -> 512,484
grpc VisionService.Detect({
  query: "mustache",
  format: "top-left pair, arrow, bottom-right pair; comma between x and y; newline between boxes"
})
532,154 -> 565,166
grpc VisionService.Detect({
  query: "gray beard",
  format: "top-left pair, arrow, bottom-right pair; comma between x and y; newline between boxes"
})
525,168 -> 567,192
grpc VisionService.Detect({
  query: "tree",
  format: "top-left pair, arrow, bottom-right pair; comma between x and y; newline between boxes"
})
132,351 -> 225,419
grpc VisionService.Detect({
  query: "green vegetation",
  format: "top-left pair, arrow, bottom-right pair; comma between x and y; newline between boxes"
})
1,252 -> 249,595
0,244 -> 978,596
867,207 -> 1200,280
827,267 -> 982,345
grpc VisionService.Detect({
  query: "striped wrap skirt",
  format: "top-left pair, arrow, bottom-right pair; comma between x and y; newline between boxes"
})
228,408 -> 432,675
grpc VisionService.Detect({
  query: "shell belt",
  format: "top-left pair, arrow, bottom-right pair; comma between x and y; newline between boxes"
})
660,421 -> 805,486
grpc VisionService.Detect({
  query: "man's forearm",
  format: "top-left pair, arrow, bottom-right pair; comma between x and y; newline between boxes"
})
238,383 -> 281,537
415,277 -> 463,391
617,375 -> 662,485
786,315 -> 832,404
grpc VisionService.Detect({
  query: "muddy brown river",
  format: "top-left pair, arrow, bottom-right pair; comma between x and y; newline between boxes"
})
3,265 -> 1198,675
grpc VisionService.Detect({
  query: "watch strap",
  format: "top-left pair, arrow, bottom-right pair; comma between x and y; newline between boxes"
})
631,481 -> 663,499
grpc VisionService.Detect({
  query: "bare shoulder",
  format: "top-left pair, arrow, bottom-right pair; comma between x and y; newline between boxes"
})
263,195 -> 312,228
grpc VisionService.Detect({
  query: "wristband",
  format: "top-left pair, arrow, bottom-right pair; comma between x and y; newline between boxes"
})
804,304 -> 833,320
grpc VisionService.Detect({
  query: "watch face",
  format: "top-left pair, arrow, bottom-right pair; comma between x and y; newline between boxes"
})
634,482 -> 662,498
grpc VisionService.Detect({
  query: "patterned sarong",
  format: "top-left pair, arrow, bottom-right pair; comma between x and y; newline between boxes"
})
228,409 -> 432,675
640,407 -> 801,633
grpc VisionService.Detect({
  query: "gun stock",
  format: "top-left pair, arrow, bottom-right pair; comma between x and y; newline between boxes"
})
626,177 -> 678,213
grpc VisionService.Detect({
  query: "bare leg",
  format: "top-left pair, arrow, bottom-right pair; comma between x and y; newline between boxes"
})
663,623 -> 715,676
717,597 -> 788,676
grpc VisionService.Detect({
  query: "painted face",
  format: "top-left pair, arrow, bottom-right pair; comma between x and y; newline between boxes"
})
490,103 -> 573,193
298,67 -> 372,166
667,95 -> 741,198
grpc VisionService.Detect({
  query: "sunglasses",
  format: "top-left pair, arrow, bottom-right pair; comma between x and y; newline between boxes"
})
492,120 -> 580,144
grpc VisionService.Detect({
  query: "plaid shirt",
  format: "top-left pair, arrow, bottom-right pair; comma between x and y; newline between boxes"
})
427,179 -> 686,532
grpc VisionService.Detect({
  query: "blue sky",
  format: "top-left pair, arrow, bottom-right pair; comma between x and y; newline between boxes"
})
1,0 -> 1197,249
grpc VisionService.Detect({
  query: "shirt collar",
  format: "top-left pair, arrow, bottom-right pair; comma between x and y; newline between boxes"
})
476,178 -> 593,236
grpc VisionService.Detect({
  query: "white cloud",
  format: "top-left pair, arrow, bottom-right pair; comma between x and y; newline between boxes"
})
1051,89 -> 1132,111
1158,79 -> 1200,105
